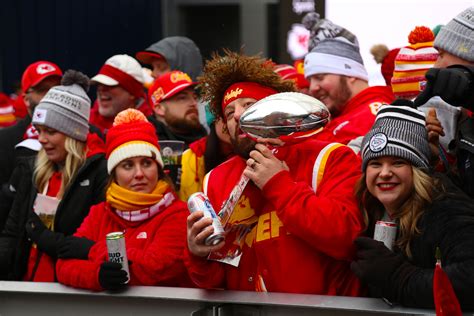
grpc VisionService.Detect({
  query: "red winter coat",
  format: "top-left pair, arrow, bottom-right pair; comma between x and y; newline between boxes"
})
185,140 -> 365,295
314,86 -> 394,151
56,193 -> 193,291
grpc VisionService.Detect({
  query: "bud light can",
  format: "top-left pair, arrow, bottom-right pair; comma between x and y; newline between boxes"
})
106,231 -> 130,283
188,192 -> 225,246
373,221 -> 398,250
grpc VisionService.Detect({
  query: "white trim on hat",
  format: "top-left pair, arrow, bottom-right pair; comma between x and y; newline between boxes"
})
304,52 -> 368,81
107,142 -> 164,174
91,74 -> 119,86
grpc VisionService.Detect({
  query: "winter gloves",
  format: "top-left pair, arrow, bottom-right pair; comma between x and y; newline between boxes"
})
98,262 -> 129,291
25,213 -> 59,258
414,65 -> 474,110
351,237 -> 417,302
58,236 -> 95,259
26,213 -> 95,260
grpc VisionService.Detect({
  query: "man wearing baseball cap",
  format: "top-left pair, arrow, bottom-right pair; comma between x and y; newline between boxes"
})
89,54 -> 152,133
147,70 -> 207,146
0,61 -> 62,227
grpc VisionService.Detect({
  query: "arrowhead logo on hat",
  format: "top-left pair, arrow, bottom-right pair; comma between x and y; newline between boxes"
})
36,63 -> 56,75
33,109 -> 47,124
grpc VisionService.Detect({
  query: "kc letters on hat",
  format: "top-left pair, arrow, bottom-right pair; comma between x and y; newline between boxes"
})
361,105 -> 431,171
32,70 -> 91,142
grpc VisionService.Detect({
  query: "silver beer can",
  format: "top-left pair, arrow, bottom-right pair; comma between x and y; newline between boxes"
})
106,231 -> 130,283
188,192 -> 225,246
373,221 -> 398,250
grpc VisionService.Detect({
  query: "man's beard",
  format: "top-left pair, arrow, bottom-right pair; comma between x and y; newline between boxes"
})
329,76 -> 352,117
165,111 -> 203,134
230,125 -> 256,159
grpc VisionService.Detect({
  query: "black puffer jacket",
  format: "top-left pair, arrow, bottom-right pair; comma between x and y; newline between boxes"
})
378,176 -> 474,310
0,147 -> 107,280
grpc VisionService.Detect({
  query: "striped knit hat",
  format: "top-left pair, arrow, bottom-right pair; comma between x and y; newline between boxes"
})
106,109 -> 163,174
391,26 -> 439,99
361,104 -> 431,171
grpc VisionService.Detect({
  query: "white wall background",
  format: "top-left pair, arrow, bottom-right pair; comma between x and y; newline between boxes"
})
325,0 -> 473,85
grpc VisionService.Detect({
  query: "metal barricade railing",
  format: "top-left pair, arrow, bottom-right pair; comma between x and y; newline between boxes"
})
0,281 -> 471,316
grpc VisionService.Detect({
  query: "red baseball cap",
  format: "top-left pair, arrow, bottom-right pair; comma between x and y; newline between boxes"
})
21,61 -> 63,93
148,71 -> 196,107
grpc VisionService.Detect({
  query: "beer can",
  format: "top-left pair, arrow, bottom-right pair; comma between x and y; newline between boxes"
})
106,231 -> 130,283
373,221 -> 398,250
188,192 -> 225,246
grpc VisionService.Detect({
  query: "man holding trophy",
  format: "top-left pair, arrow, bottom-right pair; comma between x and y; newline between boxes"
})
185,51 -> 365,295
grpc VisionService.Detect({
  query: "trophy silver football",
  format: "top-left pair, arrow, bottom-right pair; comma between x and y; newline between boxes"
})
239,92 -> 330,140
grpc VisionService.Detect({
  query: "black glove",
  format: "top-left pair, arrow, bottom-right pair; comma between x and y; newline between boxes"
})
414,65 -> 474,109
98,262 -> 128,291
25,213 -> 47,243
351,237 -> 416,301
58,236 -> 95,259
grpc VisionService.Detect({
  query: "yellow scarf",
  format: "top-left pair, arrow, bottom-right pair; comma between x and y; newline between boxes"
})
106,180 -> 169,211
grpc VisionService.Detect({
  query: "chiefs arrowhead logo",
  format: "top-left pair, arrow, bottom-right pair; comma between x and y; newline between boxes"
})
36,63 -> 56,75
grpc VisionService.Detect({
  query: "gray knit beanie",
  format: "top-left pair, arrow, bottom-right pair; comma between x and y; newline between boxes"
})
434,7 -> 474,62
32,70 -> 91,142
304,38 -> 369,81
361,105 -> 431,171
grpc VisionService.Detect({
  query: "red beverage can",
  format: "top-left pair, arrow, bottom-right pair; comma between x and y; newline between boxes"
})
188,192 -> 225,246
373,221 -> 397,250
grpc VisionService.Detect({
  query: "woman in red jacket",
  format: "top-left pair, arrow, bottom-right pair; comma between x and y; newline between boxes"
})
56,109 -> 192,291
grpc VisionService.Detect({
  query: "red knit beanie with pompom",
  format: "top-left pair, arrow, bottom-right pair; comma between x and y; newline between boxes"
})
105,108 -> 163,173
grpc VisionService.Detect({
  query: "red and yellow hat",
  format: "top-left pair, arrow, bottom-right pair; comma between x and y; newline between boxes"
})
106,109 -> 163,173
148,71 -> 196,108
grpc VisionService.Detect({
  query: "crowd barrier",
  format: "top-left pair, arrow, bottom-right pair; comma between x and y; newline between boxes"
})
1,281 -> 472,315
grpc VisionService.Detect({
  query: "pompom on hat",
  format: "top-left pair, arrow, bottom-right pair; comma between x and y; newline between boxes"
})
32,70 -> 91,141
391,26 -> 439,99
106,109 -> 163,173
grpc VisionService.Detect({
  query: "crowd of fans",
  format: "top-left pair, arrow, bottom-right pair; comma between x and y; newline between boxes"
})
0,6 -> 473,312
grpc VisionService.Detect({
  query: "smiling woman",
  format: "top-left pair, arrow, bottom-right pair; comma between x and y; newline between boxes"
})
56,109 -> 193,291
351,104 -> 474,310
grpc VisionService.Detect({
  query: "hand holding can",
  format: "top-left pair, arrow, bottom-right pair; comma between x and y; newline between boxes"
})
373,221 -> 397,250
106,232 -> 130,283
188,192 -> 225,246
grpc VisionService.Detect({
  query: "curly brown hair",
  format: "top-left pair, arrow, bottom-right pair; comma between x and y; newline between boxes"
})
197,50 -> 296,119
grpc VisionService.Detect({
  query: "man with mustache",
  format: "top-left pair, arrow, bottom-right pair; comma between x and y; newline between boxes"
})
147,70 -> 207,146
185,51 -> 365,296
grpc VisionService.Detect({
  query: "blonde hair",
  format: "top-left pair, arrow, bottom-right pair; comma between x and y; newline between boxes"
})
356,166 -> 438,258
34,137 -> 87,198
